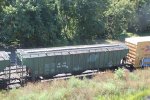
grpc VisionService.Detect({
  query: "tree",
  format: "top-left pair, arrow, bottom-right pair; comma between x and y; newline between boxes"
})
0,0 -> 149,48
104,0 -> 137,38
1,0 -> 63,47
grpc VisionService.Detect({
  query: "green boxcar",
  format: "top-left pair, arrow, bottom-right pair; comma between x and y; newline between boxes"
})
0,51 -> 10,72
16,44 -> 128,78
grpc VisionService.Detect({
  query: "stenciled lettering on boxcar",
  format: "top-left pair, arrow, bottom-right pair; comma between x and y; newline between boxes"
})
57,63 -> 61,68
62,62 -> 69,68
56,62 -> 68,68
87,54 -> 99,63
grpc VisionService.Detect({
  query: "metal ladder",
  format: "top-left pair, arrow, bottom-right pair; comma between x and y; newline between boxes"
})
2,65 -> 27,89
0,49 -> 27,89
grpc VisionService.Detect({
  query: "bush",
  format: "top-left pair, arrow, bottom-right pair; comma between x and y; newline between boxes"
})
114,68 -> 126,80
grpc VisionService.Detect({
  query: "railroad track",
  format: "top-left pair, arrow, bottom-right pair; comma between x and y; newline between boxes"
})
40,65 -> 134,83
40,70 -> 106,82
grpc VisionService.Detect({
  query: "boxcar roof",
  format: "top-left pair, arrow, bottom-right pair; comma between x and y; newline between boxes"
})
125,36 -> 150,45
17,43 -> 128,58
18,44 -> 122,53
0,51 -> 9,61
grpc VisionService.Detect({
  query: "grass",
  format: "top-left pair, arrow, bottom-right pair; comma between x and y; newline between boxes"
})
1,68 -> 150,100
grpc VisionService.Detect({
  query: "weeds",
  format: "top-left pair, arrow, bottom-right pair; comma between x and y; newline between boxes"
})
1,68 -> 150,100
68,77 -> 86,88
114,68 -> 125,80
129,73 -> 139,81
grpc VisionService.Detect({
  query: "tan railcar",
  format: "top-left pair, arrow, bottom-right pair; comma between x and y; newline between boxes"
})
125,36 -> 150,68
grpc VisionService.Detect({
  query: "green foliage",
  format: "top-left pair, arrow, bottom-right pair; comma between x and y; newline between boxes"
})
104,0 -> 137,39
129,73 -> 139,81
0,0 -> 149,48
1,0 -> 63,47
103,80 -> 119,94
2,68 -> 150,100
116,31 -> 139,41
68,77 -> 86,88
126,89 -> 150,100
52,88 -> 68,100
114,68 -> 125,80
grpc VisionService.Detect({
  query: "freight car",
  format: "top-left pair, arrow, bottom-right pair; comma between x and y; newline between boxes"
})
125,36 -> 150,68
16,44 -> 128,80
0,51 -> 10,71
0,36 -> 150,89
0,43 -> 133,88
0,51 -> 26,89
